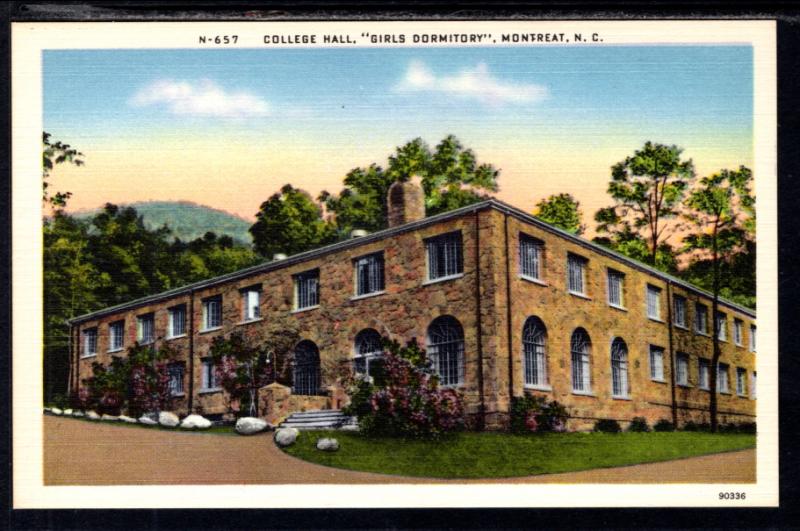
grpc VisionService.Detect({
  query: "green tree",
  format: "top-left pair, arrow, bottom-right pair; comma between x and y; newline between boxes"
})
533,193 -> 585,235
682,165 -> 754,432
250,184 -> 336,258
43,131 -> 84,209
595,142 -> 695,267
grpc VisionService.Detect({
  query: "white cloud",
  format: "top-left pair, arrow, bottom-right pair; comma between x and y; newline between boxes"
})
130,79 -> 269,118
397,60 -> 548,105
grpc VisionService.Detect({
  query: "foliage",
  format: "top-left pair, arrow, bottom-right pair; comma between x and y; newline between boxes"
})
509,394 -> 569,433
592,228 -> 679,273
43,131 -> 84,208
594,419 -> 622,433
653,419 -> 675,432
627,417 -> 650,432
533,193 -> 585,235
594,141 -> 695,267
678,240 -> 755,309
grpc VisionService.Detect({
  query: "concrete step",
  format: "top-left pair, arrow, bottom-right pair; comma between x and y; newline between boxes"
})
286,409 -> 345,419
278,409 -> 358,430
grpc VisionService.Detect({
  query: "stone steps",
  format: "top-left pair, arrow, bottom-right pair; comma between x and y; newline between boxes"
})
279,409 -> 358,430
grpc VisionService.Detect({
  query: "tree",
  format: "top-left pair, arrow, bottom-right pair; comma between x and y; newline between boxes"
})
595,142 -> 695,267
533,193 -> 585,235
43,131 -> 83,209
250,184 -> 336,259
682,165 -> 754,432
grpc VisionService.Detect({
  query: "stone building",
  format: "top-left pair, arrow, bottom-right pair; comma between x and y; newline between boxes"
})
68,181 -> 757,429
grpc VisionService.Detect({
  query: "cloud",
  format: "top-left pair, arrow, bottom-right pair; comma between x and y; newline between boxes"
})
130,79 -> 269,118
397,60 -> 548,105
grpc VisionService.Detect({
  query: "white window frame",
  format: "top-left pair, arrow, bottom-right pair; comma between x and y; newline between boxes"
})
354,328 -> 385,380
698,358 -> 711,390
109,320 -> 125,352
750,325 -> 757,352
649,345 -> 665,382
242,287 -> 261,321
427,316 -> 465,387
673,295 -> 687,328
736,367 -> 747,396
168,363 -> 185,396
82,328 -> 98,357
201,358 -> 220,391
607,269 -> 625,308
354,253 -> 385,297
567,254 -> 587,296
716,312 -> 728,342
695,303 -> 709,335
202,295 -> 223,330
425,232 -> 463,282
294,270 -> 320,311
137,313 -> 155,345
717,363 -> 730,393
522,317 -> 549,388
519,234 -> 543,282
646,284 -> 662,321
734,319 -> 744,346
570,329 -> 592,394
167,305 -> 186,338
751,371 -> 757,399
676,353 -> 690,387
610,338 -> 630,398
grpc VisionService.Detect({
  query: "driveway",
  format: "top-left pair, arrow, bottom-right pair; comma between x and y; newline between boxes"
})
43,415 -> 755,485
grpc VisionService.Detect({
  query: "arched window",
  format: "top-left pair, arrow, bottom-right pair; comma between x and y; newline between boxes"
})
571,328 -> 592,393
610,337 -> 629,397
426,316 -> 464,386
354,328 -> 384,379
293,340 -> 321,395
522,317 -> 548,387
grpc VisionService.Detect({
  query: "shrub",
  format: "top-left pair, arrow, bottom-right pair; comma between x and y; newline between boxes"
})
594,419 -> 621,433
653,419 -> 675,432
510,395 -> 569,433
682,421 -> 699,432
737,422 -> 757,434
627,417 -> 650,432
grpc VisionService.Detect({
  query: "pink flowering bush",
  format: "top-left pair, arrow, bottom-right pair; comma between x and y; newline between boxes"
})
510,394 -> 569,434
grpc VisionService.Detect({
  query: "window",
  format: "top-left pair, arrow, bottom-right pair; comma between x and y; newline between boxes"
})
109,320 -> 124,352
567,254 -> 587,295
717,363 -> 730,393
736,367 -> 747,396
293,340 -> 321,395
294,270 -> 320,310
202,296 -> 222,330
427,316 -> 465,386
82,328 -> 98,357
698,358 -> 710,390
137,313 -> 155,344
695,303 -> 709,334
168,305 -> 186,338
649,345 -> 665,381
716,312 -> 728,341
734,319 -> 744,346
673,295 -> 687,328
522,317 -> 548,387
646,285 -> 662,320
676,353 -> 690,386
426,232 -> 463,281
354,328 -> 384,379
201,358 -> 218,391
750,325 -> 757,352
519,234 -> 543,281
355,253 -> 385,296
570,328 -> 592,393
607,269 -> 625,308
168,363 -> 185,396
610,338 -> 629,398
751,371 -> 757,399
242,287 -> 261,321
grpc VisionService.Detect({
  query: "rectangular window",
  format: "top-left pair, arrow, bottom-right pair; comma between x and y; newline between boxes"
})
717,363 -> 730,393
676,353 -> 690,386
695,303 -> 709,334
168,305 -> 186,338
242,287 -> 261,321
673,295 -> 687,328
355,252 -> 385,296
649,345 -> 665,381
202,296 -> 222,330
109,320 -> 124,351
82,328 -> 98,357
646,285 -> 662,320
698,358 -> 711,390
294,269 -> 320,310
168,363 -> 185,396
736,367 -> 747,396
201,358 -> 218,391
750,324 -> 757,352
716,312 -> 728,341
426,232 -> 463,281
137,313 -> 155,344
519,234 -> 543,280
567,254 -> 587,295
734,319 -> 744,346
751,371 -> 757,399
607,269 -> 625,308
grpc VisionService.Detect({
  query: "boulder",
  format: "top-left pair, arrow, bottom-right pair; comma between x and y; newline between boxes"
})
51,407 -> 63,416
72,410 -> 85,418
101,414 -> 119,421
63,409 -> 73,415
180,414 -> 212,429
235,417 -> 268,435
316,437 -> 340,452
86,411 -> 101,420
274,427 -> 299,447
158,411 -> 180,427
43,407 -> 52,413
118,415 -> 138,424
139,415 -> 158,426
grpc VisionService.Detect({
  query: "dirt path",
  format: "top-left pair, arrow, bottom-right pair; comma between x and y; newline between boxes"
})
43,416 -> 755,485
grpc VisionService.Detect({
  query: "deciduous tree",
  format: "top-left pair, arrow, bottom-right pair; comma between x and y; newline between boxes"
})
533,193 -> 585,235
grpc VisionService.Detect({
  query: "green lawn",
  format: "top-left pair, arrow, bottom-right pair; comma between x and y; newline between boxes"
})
281,431 -> 756,479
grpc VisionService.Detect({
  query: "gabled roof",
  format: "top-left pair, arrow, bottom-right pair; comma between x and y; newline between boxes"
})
70,198 -> 756,324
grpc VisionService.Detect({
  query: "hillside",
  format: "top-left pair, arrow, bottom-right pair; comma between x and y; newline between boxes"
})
73,201 -> 253,244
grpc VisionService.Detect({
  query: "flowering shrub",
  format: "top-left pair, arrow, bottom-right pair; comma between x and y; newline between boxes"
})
509,394 -> 569,433
348,338 -> 465,439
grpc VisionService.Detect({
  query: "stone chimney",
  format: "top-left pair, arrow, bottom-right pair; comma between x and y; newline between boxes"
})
387,176 -> 425,228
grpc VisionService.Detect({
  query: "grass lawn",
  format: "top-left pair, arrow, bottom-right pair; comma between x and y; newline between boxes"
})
281,430 -> 756,479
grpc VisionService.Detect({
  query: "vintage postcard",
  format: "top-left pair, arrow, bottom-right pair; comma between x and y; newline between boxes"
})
12,19 -> 777,508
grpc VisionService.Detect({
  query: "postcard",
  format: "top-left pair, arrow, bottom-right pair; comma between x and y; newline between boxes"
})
12,19 -> 777,508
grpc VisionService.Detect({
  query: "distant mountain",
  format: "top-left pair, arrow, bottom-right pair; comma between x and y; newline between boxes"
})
73,201 -> 253,244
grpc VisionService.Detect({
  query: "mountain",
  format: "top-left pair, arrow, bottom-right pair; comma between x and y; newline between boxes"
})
73,201 -> 253,244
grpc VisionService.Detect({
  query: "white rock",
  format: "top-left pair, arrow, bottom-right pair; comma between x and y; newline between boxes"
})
235,417 -> 268,435
44,407 -> 52,413
316,437 -> 340,452
86,411 -> 101,420
118,415 -> 138,424
139,415 -> 158,426
180,414 -> 212,429
101,414 -> 119,421
63,409 -> 73,415
340,424 -> 359,432
274,427 -> 299,447
158,411 -> 180,427
51,407 -> 63,415
72,410 -> 85,418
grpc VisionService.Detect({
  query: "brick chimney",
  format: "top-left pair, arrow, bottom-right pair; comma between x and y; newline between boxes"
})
387,176 -> 425,228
